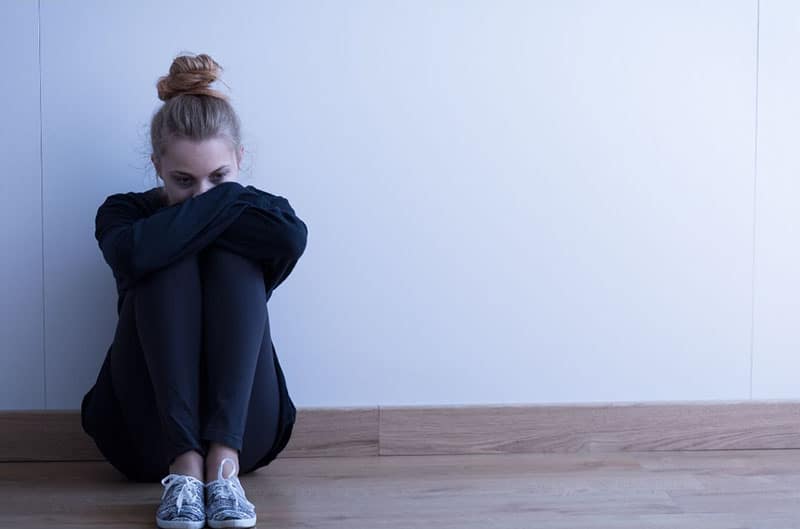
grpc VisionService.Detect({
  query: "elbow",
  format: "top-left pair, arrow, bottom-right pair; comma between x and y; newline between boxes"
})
98,228 -> 135,283
273,199 -> 307,261
100,245 -> 133,283
284,220 -> 308,261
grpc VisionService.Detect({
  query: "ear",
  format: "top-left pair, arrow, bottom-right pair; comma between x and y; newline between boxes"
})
151,154 -> 160,177
237,145 -> 244,169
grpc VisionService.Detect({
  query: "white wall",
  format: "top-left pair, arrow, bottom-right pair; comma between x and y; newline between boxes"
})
0,0 -> 43,409
4,0 -> 796,410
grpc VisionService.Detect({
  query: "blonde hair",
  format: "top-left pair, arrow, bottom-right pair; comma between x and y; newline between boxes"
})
150,52 -> 243,170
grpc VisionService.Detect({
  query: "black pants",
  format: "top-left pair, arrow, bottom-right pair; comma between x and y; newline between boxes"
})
81,246 -> 286,482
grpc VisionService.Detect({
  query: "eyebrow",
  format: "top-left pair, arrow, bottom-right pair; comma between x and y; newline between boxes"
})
170,165 -> 230,177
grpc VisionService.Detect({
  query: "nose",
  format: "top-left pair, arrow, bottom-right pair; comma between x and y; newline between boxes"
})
193,181 -> 214,198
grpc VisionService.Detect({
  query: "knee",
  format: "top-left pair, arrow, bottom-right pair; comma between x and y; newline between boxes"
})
135,252 -> 201,292
200,245 -> 262,278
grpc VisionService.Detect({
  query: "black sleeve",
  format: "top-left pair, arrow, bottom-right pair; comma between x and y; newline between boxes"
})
95,181 -> 260,286
208,187 -> 308,296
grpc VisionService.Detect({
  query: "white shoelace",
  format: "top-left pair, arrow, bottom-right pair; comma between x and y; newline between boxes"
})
160,473 -> 202,514
207,457 -> 255,511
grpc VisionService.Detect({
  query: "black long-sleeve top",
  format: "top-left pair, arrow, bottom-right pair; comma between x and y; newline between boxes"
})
95,180 -> 308,314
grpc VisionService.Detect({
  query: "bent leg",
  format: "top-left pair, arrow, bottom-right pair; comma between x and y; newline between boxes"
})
198,246 -> 281,471
100,253 -> 205,481
127,253 -> 206,467
239,319 -> 282,474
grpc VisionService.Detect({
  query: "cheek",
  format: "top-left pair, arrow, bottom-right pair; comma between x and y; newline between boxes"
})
167,185 -> 191,205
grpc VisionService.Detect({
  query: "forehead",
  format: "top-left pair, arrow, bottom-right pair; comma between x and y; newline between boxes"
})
163,136 -> 235,167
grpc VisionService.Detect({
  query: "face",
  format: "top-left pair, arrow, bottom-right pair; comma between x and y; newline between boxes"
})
151,136 -> 244,206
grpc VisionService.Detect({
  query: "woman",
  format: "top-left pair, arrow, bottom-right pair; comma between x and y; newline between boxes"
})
80,52 -> 308,529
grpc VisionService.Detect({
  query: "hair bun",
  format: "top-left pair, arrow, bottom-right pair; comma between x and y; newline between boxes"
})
156,52 -> 229,102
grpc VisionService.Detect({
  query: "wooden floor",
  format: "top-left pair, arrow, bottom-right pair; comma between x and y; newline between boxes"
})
2,449 -> 800,528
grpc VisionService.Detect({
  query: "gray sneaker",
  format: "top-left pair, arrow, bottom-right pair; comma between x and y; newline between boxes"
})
156,473 -> 206,529
204,457 -> 257,529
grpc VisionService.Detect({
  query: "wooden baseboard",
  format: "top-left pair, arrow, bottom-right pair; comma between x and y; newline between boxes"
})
2,400 -> 800,462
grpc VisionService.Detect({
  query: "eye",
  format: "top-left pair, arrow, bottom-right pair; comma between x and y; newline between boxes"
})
176,173 -> 227,186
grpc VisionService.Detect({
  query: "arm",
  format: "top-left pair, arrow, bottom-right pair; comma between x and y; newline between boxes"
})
95,181 -> 259,286
209,187 -> 308,294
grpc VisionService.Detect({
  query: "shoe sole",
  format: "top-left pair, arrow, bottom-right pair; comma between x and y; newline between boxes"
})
155,517 -> 206,529
207,515 -> 257,528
